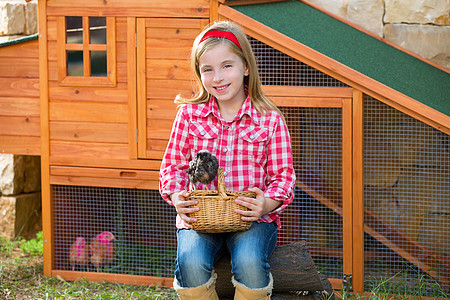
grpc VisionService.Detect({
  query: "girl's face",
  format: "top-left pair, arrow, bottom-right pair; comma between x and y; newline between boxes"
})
198,43 -> 249,109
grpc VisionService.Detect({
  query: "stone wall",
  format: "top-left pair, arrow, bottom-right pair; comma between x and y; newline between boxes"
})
306,0 -> 450,69
0,155 -> 42,239
0,0 -> 37,43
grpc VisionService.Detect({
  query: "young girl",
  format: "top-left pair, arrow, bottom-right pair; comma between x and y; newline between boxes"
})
159,21 -> 295,299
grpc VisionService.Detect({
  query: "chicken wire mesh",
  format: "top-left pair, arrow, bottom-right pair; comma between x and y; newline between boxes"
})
249,36 -> 348,87
251,35 -> 345,280
363,95 -> 449,295
52,186 -> 177,277
279,107 -> 344,280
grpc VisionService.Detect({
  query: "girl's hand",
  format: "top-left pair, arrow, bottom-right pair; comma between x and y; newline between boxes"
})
234,187 -> 281,221
171,191 -> 199,228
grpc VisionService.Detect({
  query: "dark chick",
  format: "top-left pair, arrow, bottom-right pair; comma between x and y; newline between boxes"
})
188,150 -> 219,190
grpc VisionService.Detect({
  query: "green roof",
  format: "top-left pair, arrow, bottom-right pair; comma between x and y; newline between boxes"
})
234,1 -> 450,116
0,33 -> 38,48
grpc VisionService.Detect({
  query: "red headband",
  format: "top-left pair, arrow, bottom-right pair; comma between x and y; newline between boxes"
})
199,30 -> 242,49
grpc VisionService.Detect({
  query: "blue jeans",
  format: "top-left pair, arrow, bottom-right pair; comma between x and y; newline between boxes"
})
175,222 -> 277,289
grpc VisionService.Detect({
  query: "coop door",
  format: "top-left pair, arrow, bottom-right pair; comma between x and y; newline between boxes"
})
136,18 -> 208,160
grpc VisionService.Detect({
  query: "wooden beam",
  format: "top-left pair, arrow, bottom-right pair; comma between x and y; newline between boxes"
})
136,18 -> 147,159
352,89 -> 365,293
342,97 -> 353,279
262,86 -> 353,98
52,270 -> 173,287
127,17 -> 137,159
38,0 -> 53,277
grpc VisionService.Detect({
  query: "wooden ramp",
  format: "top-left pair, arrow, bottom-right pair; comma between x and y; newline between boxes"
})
295,166 -> 449,285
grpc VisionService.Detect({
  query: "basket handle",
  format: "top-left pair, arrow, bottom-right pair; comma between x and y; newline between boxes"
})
217,168 -> 228,198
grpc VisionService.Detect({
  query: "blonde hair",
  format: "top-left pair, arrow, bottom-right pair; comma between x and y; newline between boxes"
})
176,21 -> 281,115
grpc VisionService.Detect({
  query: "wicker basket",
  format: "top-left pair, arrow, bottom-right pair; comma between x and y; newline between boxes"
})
186,168 -> 255,233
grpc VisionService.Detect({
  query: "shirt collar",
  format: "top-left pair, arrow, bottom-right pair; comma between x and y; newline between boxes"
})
193,95 -> 261,126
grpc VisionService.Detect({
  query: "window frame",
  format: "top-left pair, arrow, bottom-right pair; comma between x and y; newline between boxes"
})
57,16 -> 116,87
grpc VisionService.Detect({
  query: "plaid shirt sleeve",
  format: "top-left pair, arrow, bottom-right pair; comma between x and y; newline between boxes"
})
260,113 -> 296,225
159,107 -> 191,205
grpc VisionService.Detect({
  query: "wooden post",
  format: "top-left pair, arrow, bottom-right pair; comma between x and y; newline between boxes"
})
352,90 -> 365,293
38,0 -> 53,277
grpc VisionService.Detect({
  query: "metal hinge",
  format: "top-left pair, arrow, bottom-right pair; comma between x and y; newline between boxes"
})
136,128 -> 138,143
343,274 -> 353,293
135,32 -> 137,48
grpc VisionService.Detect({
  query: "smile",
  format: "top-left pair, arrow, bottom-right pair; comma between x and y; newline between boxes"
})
214,84 -> 229,92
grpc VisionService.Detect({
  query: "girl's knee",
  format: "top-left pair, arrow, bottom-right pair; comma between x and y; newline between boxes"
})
232,256 -> 270,288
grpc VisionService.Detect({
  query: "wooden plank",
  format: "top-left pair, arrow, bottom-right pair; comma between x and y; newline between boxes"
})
352,89 -> 365,293
50,121 -> 128,143
146,79 -> 194,100
146,59 -> 190,80
0,97 -> 40,116
0,39 -> 38,58
106,17 -> 117,86
56,17 -> 66,84
49,82 -> 128,103
145,27 -> 201,40
47,18 -> 57,41
49,101 -> 128,123
49,61 -> 127,83
222,0 -> 286,5
0,116 -> 40,136
49,157 -> 162,171
218,5 -> 450,135
50,175 -> 159,190
145,139 -> 168,159
47,7 -> 209,18
82,17 -> 90,77
147,125 -> 171,140
210,0 -> 219,22
341,97 -> 353,278
0,57 -> 39,78
50,141 -> 129,160
145,17 -> 206,28
50,166 -> 159,181
263,86 -> 353,98
147,45 -> 193,60
146,99 -> 178,119
47,40 -> 57,61
116,42 -> 127,62
47,0 -> 209,8
0,78 -> 39,97
137,18 -> 147,159
38,0 -> 53,277
127,17 -> 137,159
146,37 -> 194,50
0,136 -> 40,155
272,97 -> 344,108
52,270 -> 172,287
147,119 -> 173,140
115,18 -> 128,43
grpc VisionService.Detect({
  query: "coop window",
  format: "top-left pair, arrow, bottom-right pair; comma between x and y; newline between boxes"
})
57,16 -> 116,86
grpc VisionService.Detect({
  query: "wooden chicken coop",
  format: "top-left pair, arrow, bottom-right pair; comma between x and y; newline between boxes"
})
0,0 -> 449,296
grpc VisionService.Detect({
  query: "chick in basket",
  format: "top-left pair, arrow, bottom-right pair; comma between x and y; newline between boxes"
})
188,150 -> 219,191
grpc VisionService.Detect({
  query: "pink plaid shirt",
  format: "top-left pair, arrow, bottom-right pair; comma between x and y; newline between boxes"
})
159,95 -> 295,229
